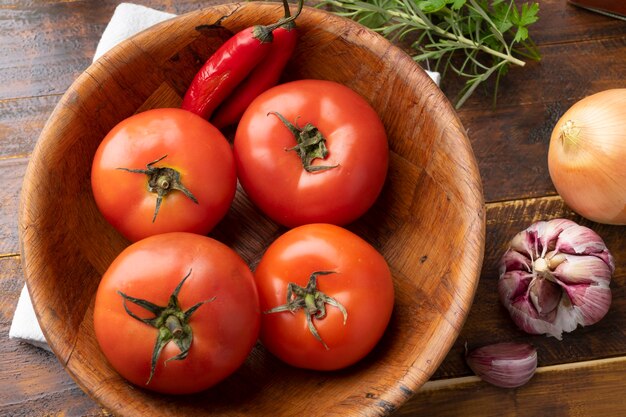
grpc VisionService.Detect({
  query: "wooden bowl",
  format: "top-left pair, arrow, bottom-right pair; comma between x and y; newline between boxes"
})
18,2 -> 485,416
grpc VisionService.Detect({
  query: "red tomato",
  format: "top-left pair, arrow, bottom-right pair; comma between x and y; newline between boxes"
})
91,108 -> 236,242
233,80 -> 388,227
93,232 -> 260,394
254,223 -> 394,370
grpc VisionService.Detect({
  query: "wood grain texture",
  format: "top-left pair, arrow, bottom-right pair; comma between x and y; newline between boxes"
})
456,37 -> 626,202
528,0 -> 626,45
445,6 -> 626,110
2,1 -> 626,416
0,158 -> 27,256
18,3 -> 483,417
0,0 -> 228,100
0,96 -> 59,159
404,357 -> 626,416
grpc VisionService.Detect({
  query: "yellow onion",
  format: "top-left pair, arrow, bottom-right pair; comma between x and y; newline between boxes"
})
548,89 -> 626,225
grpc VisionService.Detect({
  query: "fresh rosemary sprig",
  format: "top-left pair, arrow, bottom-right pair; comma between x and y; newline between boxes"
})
320,0 -> 541,108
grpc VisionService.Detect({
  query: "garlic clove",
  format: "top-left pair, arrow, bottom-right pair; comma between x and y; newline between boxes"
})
529,278 -> 561,315
553,254 -> 612,286
548,304 -> 582,338
465,342 -> 537,388
561,285 -> 612,326
498,270 -> 533,301
500,249 -> 532,275
505,300 -> 575,339
556,225 -> 616,270
509,230 -> 533,257
533,218 -> 576,257
508,296 -> 560,335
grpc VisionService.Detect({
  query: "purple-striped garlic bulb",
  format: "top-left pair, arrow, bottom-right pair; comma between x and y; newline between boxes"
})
498,218 -> 614,339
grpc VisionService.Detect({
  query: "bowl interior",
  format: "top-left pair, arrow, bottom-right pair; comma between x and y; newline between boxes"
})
19,3 -> 485,416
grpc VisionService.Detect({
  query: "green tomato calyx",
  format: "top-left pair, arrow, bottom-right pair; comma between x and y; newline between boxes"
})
269,112 -> 339,173
117,154 -> 199,223
264,271 -> 347,350
117,269 -> 214,385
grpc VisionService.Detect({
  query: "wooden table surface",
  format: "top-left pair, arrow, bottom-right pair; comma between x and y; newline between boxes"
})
2,0 -> 626,416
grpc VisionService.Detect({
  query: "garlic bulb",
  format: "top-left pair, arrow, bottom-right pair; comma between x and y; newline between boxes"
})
498,218 -> 614,339
466,342 -> 537,388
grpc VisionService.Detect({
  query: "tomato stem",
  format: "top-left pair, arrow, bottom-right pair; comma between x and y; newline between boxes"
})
117,269 -> 215,385
269,112 -> 339,173
264,271 -> 346,350
117,154 -> 199,223
165,315 -> 184,337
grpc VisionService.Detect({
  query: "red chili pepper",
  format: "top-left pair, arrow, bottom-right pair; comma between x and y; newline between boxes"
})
181,0 -> 303,121
210,7 -> 299,129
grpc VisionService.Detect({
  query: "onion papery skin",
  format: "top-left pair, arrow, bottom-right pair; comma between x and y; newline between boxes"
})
548,89 -> 626,225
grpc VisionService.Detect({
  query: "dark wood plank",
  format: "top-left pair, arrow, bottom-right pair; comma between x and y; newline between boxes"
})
530,0 -> 626,45
451,35 -> 626,111
432,196 -> 626,380
2,0 -> 626,103
0,256 -> 105,416
453,34 -> 626,202
459,99 -> 563,203
0,0 -> 230,101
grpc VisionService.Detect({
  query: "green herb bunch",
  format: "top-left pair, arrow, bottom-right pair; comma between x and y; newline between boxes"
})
320,0 -> 541,108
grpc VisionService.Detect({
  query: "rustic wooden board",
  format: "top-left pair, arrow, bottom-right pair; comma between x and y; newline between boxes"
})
2,0 -> 626,416
451,35 -> 626,110
434,196 -> 626,379
406,357 -> 626,416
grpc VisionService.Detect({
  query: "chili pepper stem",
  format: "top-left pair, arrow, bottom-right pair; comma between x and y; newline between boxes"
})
253,0 -> 304,42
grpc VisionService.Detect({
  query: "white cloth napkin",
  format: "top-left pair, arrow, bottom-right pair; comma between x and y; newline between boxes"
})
10,2 -> 440,351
